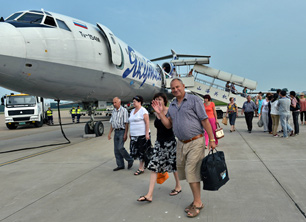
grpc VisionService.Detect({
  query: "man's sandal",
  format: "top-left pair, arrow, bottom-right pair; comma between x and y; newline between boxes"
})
134,169 -> 144,176
187,205 -> 201,218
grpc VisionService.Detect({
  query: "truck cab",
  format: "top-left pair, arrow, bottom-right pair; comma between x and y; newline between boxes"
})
1,93 -> 46,129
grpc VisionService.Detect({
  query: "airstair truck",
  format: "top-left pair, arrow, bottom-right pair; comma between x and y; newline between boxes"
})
1,93 -> 47,129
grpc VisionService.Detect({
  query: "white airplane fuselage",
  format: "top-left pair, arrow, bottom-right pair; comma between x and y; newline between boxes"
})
0,10 -> 164,103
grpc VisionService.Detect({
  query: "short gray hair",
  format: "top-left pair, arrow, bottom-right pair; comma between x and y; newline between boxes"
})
170,78 -> 184,86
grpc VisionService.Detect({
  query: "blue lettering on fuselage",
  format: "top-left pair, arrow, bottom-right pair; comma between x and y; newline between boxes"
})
122,46 -> 161,87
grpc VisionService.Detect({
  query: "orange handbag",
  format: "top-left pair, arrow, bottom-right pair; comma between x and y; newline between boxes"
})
156,172 -> 169,184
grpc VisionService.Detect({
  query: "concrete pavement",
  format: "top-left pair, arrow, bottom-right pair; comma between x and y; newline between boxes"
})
0,112 -> 305,221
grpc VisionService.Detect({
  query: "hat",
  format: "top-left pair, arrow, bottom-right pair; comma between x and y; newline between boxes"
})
300,92 -> 305,96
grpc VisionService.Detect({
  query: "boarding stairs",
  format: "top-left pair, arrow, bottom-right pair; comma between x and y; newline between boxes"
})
165,64 -> 257,118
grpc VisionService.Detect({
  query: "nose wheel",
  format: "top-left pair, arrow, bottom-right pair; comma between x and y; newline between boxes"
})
85,121 -> 104,136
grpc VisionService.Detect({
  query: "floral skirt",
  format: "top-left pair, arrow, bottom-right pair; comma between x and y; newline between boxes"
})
130,135 -> 151,161
147,138 -> 177,173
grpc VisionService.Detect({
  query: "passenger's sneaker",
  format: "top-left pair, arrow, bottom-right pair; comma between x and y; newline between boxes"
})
273,134 -> 279,138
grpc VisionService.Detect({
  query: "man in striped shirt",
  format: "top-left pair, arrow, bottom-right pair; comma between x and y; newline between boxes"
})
108,97 -> 134,171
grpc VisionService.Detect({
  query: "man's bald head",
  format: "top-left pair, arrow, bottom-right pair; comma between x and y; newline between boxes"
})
113,97 -> 121,109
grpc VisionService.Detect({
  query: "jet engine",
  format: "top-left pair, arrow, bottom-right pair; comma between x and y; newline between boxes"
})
162,62 -> 171,74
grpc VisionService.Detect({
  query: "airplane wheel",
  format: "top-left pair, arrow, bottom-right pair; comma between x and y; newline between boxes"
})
6,123 -> 17,129
94,121 -> 104,137
85,122 -> 94,134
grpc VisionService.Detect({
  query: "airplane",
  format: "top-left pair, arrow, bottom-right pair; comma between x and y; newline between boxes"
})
0,9 -> 255,136
0,9 -> 212,136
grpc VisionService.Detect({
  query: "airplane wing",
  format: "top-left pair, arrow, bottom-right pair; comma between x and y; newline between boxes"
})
151,54 -> 210,62
170,58 -> 210,66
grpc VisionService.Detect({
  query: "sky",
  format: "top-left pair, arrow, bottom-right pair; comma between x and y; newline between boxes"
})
1,0 -> 306,98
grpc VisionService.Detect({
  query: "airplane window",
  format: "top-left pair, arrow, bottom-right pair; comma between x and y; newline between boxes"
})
56,19 -> 71,31
44,16 -> 56,27
17,13 -> 44,24
5,12 -> 22,21
29,10 -> 52,16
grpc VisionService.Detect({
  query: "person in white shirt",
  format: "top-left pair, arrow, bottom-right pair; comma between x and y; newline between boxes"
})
172,68 -> 179,78
260,96 -> 270,132
129,95 -> 151,175
270,94 -> 280,137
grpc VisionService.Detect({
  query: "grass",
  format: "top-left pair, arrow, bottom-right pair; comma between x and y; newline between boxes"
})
213,101 -> 227,106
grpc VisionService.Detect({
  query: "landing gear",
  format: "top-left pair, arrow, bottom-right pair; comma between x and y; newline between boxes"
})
83,104 -> 104,137
85,121 -> 94,134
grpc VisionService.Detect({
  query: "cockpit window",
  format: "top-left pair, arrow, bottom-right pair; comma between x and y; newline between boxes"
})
56,19 -> 71,31
17,13 -> 44,24
44,16 -> 56,27
29,10 -> 52,16
5,12 -> 22,21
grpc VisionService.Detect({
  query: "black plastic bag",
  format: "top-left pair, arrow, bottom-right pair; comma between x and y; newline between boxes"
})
201,149 -> 229,191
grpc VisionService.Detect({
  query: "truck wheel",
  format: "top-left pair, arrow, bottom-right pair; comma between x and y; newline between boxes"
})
85,122 -> 94,134
34,121 -> 43,127
216,110 -> 223,119
6,123 -> 17,129
94,121 -> 104,137
34,115 -> 44,127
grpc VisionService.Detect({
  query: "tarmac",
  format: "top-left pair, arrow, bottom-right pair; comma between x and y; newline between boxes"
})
0,111 -> 306,222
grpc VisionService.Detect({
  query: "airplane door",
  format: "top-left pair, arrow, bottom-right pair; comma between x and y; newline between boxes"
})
156,64 -> 166,88
97,23 -> 122,66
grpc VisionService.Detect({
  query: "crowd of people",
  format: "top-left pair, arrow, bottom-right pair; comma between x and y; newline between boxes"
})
239,89 -> 305,137
106,78 -> 305,218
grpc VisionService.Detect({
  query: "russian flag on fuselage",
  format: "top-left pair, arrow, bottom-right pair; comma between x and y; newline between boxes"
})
73,21 -> 88,29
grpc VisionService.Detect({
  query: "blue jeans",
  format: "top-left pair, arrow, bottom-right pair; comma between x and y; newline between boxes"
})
279,113 -> 293,137
114,129 -> 133,168
229,112 -> 236,126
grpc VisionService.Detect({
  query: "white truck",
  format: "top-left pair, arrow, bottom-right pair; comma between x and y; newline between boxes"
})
1,93 -> 47,129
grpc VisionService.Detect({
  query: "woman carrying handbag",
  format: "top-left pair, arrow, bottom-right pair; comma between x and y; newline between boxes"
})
203,94 -> 219,148
226,97 -> 238,132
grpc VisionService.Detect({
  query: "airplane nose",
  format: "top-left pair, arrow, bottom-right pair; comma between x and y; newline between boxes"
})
0,22 -> 26,83
0,22 -> 26,59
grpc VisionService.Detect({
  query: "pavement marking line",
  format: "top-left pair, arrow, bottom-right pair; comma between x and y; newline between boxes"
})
236,129 -> 306,219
